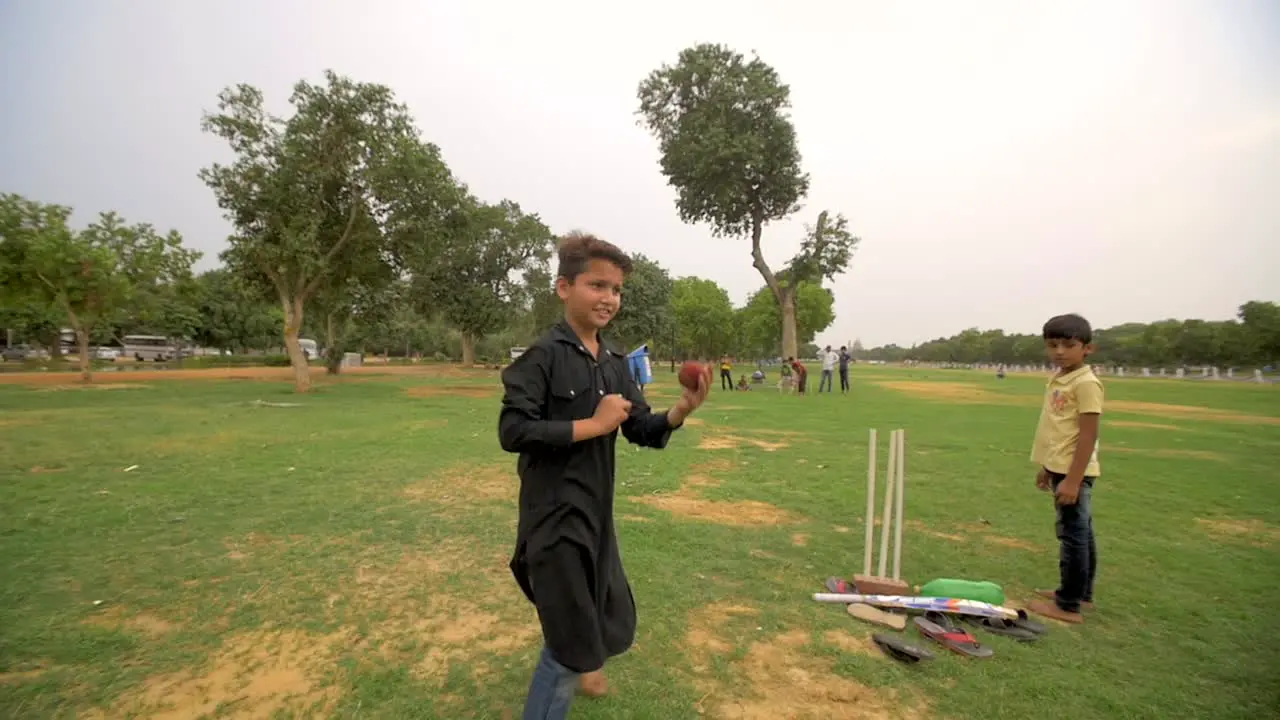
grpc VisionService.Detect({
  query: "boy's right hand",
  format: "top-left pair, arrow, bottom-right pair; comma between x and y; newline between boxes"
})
1035,468 -> 1052,492
592,393 -> 632,434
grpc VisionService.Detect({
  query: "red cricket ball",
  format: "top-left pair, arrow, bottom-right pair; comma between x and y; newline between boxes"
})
679,361 -> 707,391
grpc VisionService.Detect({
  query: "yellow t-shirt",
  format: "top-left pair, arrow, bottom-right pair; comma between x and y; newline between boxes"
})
720,361 -> 732,372
1031,365 -> 1103,476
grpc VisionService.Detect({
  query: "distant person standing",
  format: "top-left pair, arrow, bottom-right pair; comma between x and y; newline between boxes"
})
719,355 -> 733,391
790,356 -> 808,395
818,345 -> 838,393
839,346 -> 852,394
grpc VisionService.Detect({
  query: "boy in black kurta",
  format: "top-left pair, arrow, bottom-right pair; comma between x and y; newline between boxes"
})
499,233 -> 710,719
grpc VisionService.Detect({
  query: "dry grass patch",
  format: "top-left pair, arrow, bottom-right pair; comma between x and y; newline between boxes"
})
684,602 -> 925,719
791,533 -> 810,547
406,595 -> 540,682
402,464 -> 516,506
32,383 -> 150,393
1195,517 -> 1280,547
905,520 -> 966,543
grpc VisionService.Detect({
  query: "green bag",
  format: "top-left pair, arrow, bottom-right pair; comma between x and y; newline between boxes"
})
918,579 -> 1006,606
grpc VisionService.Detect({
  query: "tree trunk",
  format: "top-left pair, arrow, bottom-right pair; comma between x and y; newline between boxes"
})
460,332 -> 477,366
76,328 -> 92,383
325,312 -> 343,375
779,287 -> 799,361
747,210 -> 796,358
281,295 -> 311,392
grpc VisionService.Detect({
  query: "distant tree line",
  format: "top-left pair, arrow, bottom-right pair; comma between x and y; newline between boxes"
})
859,302 -> 1280,368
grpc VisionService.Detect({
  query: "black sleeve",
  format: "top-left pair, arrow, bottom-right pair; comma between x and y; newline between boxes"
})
498,345 -> 575,453
619,368 -> 674,449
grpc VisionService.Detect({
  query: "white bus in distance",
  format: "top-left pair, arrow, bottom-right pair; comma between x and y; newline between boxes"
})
122,335 -> 178,361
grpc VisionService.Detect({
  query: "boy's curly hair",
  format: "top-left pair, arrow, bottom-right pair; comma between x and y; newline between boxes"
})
557,231 -> 633,282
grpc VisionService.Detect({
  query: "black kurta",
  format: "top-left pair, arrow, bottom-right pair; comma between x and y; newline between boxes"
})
498,321 -> 675,673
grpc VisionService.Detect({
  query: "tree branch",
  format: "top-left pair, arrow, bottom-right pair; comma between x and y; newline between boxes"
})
302,201 -> 361,300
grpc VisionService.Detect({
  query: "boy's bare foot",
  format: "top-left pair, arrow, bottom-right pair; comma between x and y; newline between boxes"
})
1028,598 -> 1084,624
1034,589 -> 1094,610
578,670 -> 608,698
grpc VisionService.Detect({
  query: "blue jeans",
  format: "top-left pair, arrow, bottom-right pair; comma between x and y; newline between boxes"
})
523,646 -> 578,720
1050,473 -> 1097,612
819,370 -> 833,392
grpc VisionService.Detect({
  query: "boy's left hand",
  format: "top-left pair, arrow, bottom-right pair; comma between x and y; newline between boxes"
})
1055,479 -> 1082,506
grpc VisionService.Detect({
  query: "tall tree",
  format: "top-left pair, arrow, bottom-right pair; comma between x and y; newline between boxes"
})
0,194 -> 198,381
200,70 -> 442,391
670,276 -> 735,359
409,197 -> 554,365
638,44 -> 857,358
608,253 -> 674,352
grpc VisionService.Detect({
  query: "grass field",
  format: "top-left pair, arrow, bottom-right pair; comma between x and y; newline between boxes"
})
2,364 -> 1278,719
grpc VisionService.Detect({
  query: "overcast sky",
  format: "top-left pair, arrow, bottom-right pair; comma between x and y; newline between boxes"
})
1,0 -> 1276,348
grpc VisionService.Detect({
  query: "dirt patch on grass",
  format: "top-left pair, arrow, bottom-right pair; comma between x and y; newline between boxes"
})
407,595 -> 541,681
29,465 -> 67,474
1109,447 -> 1226,461
906,520 -> 966,543
685,473 -> 722,489
876,381 -> 1028,406
682,417 -> 706,426
404,384 -> 498,399
1107,400 -> 1280,426
0,665 -> 52,684
822,630 -> 878,656
692,458 -> 735,473
1109,420 -> 1180,430
87,629 -> 347,719
685,602 -> 924,719
1196,518 -> 1280,547
791,533 -> 810,547
408,418 -> 449,430
697,434 -> 789,452
955,522 -> 1043,552
83,607 -> 176,638
635,494 -> 799,526
619,514 -> 653,523
402,464 -> 515,506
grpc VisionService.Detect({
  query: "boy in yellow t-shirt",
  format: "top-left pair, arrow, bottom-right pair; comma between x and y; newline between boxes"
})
1028,313 -> 1103,625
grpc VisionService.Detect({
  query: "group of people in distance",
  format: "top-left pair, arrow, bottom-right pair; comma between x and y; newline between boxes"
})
716,345 -> 856,396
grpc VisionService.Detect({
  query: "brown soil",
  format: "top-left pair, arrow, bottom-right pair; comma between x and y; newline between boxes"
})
1195,517 -> 1280,547
32,383 -> 150,392
1109,447 -> 1226,461
682,417 -> 706,426
791,533 -> 810,547
407,595 -> 541,682
832,526 -> 851,534
88,630 -> 347,719
955,522 -> 1043,552
0,665 -> 51,684
619,514 -> 653,523
402,464 -> 516,506
404,385 -> 497,399
684,602 -> 925,719
1109,420 -> 1180,430
29,465 -> 67,474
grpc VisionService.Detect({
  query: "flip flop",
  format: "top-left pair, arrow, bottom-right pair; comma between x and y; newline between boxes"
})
963,614 -> 1040,642
849,602 -> 907,631
914,614 -> 994,658
1010,612 -> 1049,636
873,633 -> 934,664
